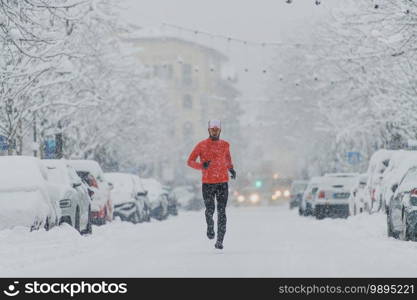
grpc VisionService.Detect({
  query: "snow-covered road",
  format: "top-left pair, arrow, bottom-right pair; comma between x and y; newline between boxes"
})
1,205 -> 417,277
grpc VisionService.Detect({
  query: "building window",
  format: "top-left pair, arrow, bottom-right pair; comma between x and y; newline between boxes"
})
183,94 -> 193,109
182,64 -> 192,86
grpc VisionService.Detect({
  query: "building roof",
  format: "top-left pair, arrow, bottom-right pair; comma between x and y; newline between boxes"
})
120,27 -> 228,61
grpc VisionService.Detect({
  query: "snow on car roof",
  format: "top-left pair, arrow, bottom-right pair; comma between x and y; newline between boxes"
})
68,160 -> 104,179
141,178 -> 165,202
42,159 -> 70,186
0,156 -> 47,190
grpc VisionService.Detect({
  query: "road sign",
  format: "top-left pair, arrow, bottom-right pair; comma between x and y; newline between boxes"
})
347,152 -> 361,165
44,139 -> 56,159
0,136 -> 8,151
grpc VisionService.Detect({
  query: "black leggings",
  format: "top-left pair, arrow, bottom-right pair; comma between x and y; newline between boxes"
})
202,182 -> 228,243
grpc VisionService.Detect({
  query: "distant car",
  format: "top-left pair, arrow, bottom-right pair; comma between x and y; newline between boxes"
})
314,173 -> 358,219
163,186 -> 178,216
68,160 -> 113,225
387,166 -> 417,240
232,186 -> 264,206
0,156 -> 59,231
289,180 -> 308,209
348,174 -> 368,216
268,178 -> 292,205
141,178 -> 169,220
131,175 -> 151,222
299,177 -> 322,216
105,172 -> 148,223
42,159 -> 92,234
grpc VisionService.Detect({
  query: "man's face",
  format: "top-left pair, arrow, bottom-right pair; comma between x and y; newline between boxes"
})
208,127 -> 221,137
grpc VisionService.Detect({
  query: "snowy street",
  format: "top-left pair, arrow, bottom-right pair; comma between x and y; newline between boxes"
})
2,205 -> 417,277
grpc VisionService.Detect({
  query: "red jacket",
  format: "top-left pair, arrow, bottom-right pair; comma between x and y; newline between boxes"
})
187,138 -> 234,184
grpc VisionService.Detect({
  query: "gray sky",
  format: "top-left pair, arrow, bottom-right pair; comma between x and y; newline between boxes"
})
123,0 -> 337,43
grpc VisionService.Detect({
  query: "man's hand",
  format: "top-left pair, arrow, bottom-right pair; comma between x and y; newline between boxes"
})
202,161 -> 211,169
229,168 -> 236,180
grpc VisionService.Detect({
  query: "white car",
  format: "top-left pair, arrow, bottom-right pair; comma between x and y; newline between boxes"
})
0,156 -> 59,231
105,172 -> 150,223
43,159 -> 92,234
68,160 -> 113,225
314,173 -> 359,219
378,150 -> 417,215
348,173 -> 368,215
365,149 -> 394,213
141,178 -> 168,220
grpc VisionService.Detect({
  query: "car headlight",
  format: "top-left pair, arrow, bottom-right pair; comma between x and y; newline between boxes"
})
284,190 -> 290,197
275,190 -> 282,197
272,194 -> 278,200
237,195 -> 245,202
250,193 -> 259,203
59,199 -> 72,208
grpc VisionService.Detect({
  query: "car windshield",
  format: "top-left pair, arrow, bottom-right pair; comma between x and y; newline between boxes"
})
399,169 -> 417,192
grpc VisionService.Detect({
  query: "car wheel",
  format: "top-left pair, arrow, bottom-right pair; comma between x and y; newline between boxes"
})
132,207 -> 141,224
82,206 -> 92,235
44,217 -> 50,231
75,207 -> 80,233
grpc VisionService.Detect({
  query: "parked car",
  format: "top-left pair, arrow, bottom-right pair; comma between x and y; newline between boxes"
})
387,166 -> 417,240
141,178 -> 169,220
163,185 -> 178,216
131,175 -> 151,222
348,173 -> 368,216
365,149 -> 394,213
68,160 -> 113,225
379,150 -> 417,215
42,159 -> 92,234
299,177 -> 322,216
0,156 -> 59,231
289,180 -> 308,209
314,173 -> 358,219
173,184 -> 203,211
105,172 -> 149,223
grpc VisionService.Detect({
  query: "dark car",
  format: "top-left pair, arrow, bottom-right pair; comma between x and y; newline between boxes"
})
387,166 -> 417,240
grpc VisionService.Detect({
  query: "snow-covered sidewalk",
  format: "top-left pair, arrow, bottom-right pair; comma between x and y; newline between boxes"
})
1,205 -> 417,277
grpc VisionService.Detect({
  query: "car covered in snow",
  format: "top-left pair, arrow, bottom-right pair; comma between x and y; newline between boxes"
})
173,184 -> 203,211
348,173 -> 368,215
387,166 -> 417,240
365,149 -> 394,213
0,156 -> 59,231
313,173 -> 358,219
68,160 -> 113,225
141,178 -> 169,220
105,172 -> 150,223
378,150 -> 417,215
42,159 -> 92,234
299,176 -> 322,216
289,180 -> 308,209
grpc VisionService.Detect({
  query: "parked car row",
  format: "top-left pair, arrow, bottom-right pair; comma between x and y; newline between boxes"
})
291,149 -> 417,242
0,156 -> 179,234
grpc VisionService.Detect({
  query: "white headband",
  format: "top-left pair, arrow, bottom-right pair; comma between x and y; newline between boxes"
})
208,120 -> 221,129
